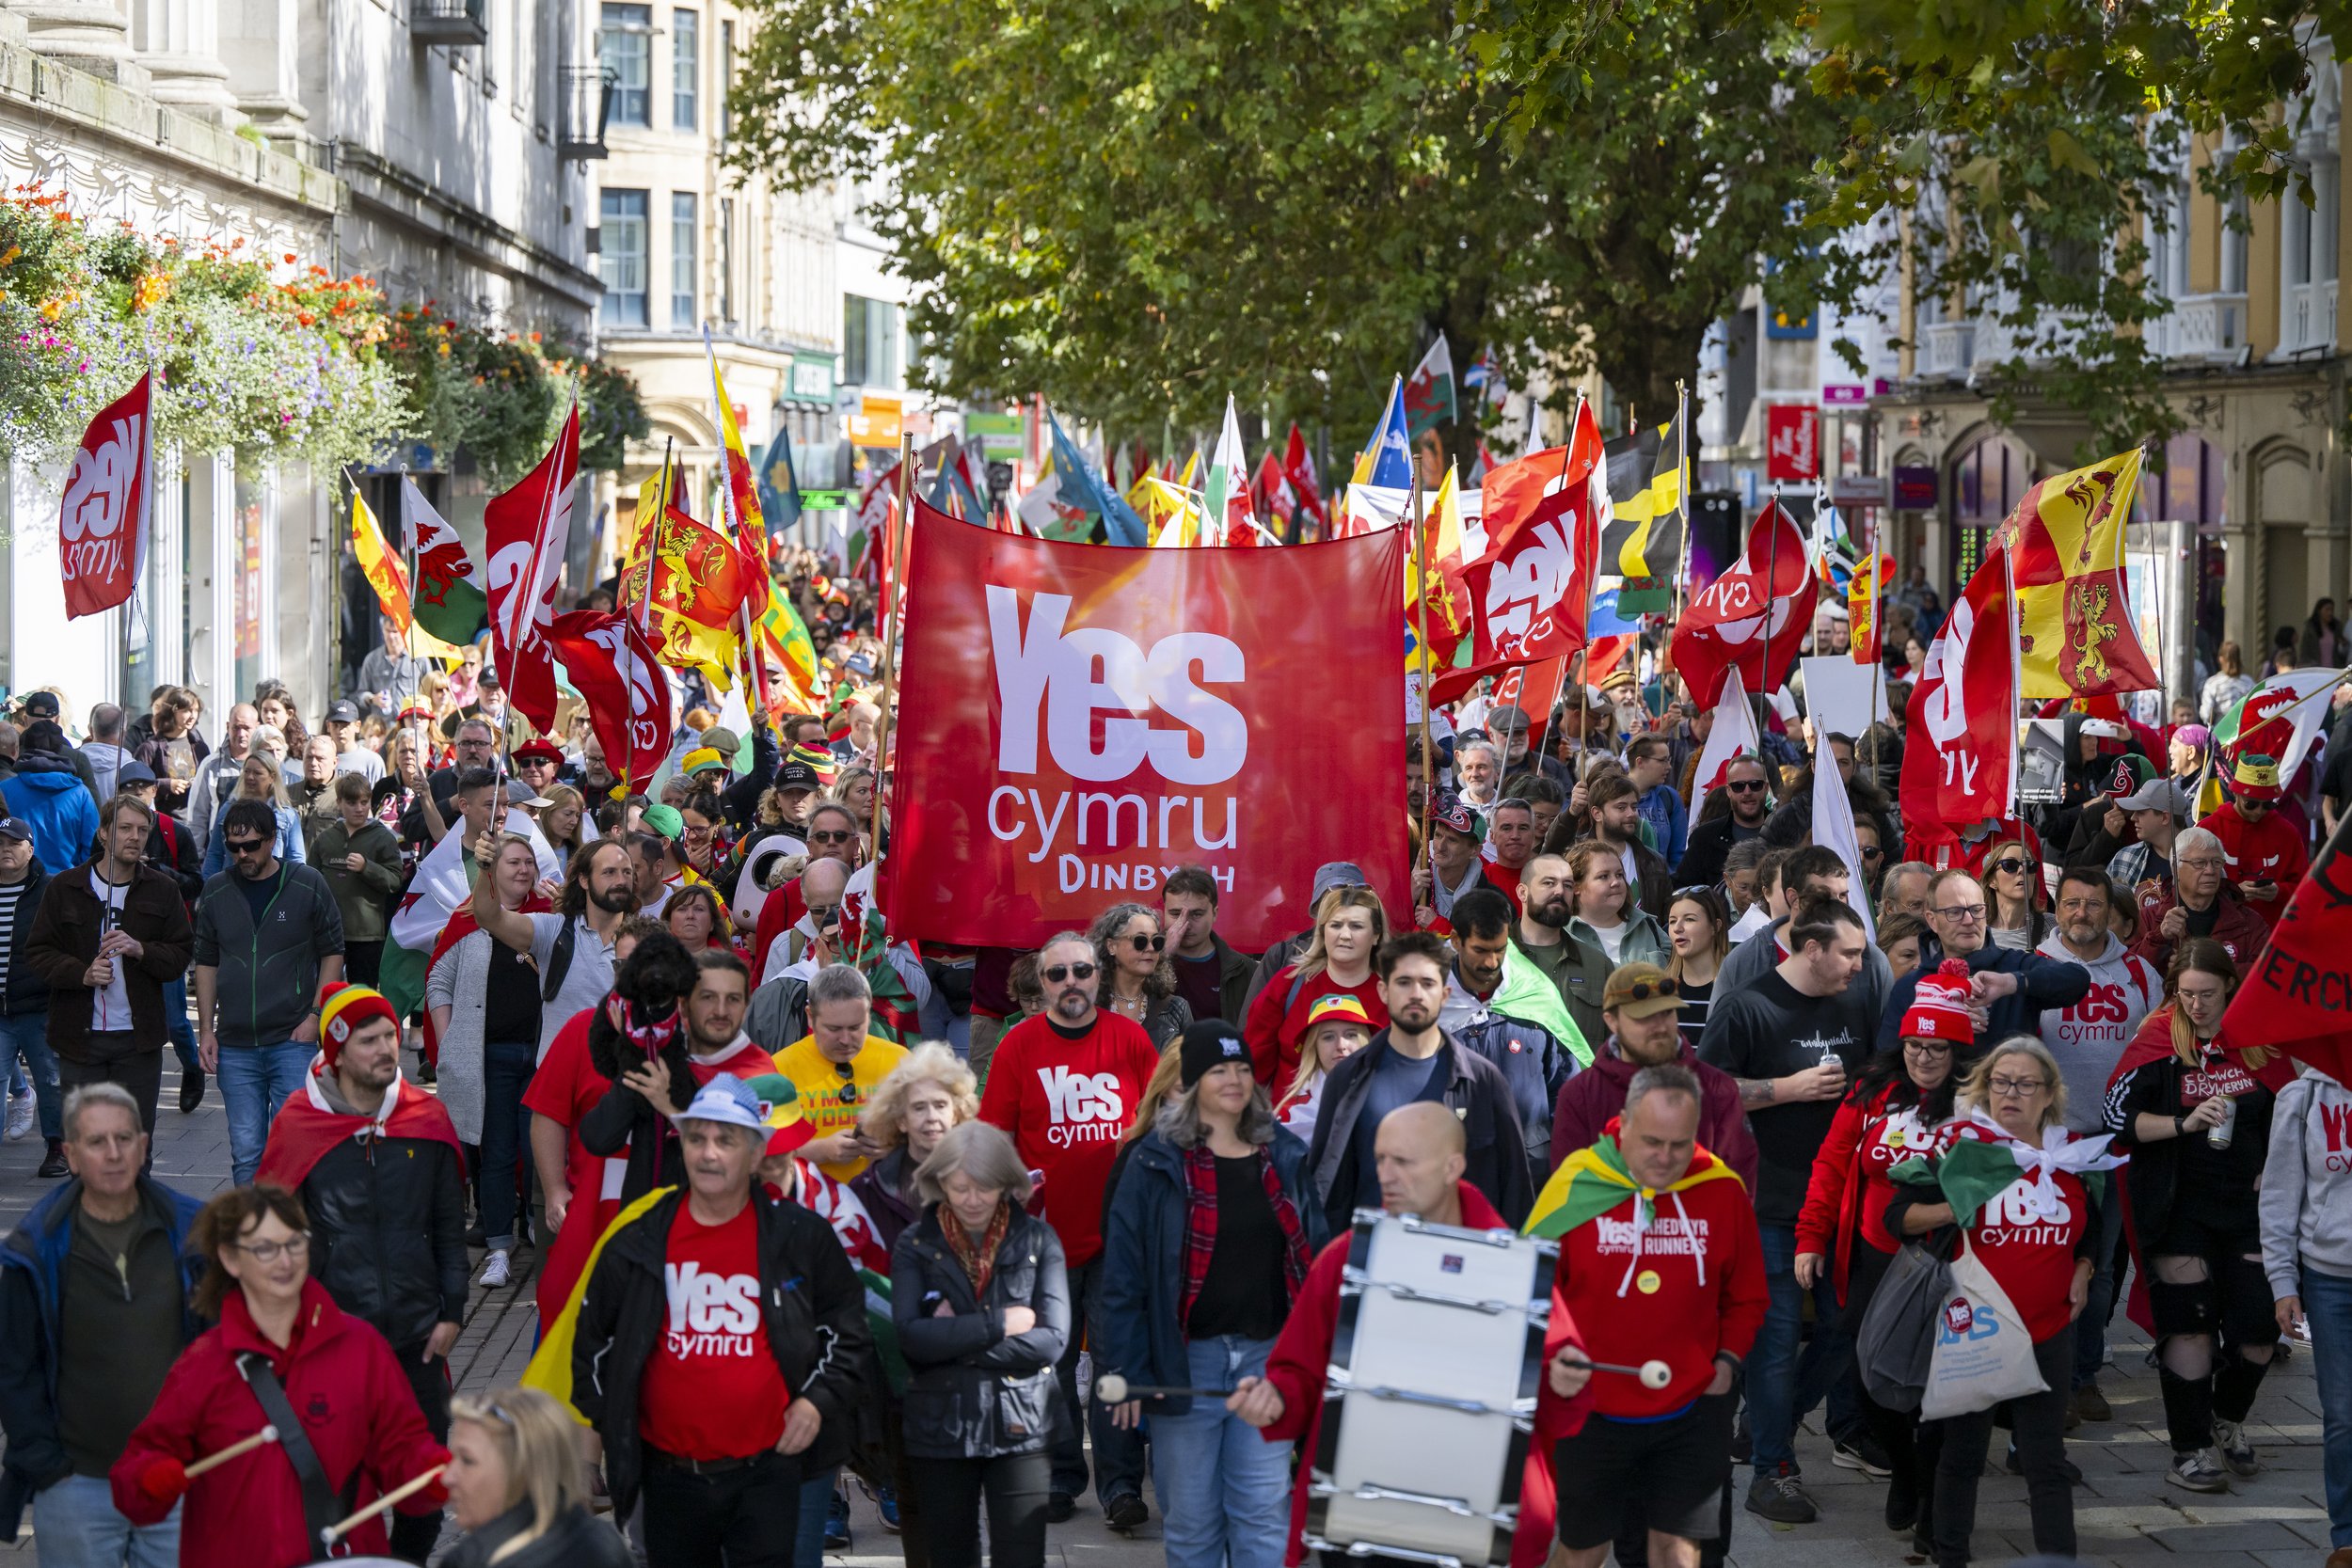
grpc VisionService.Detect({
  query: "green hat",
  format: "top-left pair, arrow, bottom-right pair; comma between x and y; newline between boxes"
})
643,803 -> 686,841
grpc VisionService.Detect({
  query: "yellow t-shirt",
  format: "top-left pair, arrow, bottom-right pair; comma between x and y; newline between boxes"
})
771,1035 -> 909,1180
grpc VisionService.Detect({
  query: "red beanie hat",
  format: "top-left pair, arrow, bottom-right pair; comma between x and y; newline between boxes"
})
316,983 -> 400,1067
1899,959 -> 1975,1043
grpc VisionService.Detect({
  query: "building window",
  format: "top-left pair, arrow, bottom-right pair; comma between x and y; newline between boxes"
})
2220,192 -> 2249,294
718,20 -> 732,145
600,188 -> 649,328
670,192 -> 696,328
843,294 -> 900,388
600,2 -> 651,126
671,8 -> 696,131
719,197 -> 735,325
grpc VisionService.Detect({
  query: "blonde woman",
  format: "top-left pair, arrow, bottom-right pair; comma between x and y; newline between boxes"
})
1240,886 -> 1389,1089
199,750 -> 305,877
442,1387 -> 629,1568
853,1041 -> 981,1248
1274,993 -> 1374,1138
537,784 -> 588,858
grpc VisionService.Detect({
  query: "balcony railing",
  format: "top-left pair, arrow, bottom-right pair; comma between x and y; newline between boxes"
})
410,0 -> 487,45
2284,279 -> 2338,356
2148,293 -> 2249,362
560,67 -> 614,160
1917,321 -> 1974,379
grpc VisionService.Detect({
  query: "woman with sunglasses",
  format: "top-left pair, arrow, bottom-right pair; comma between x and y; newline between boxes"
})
1794,963 -> 1970,1541
2106,940 -> 2284,1494
111,1186 -> 452,1568
442,1386 -> 628,1568
1087,903 -> 1192,1050
1981,840 -> 2051,952
1892,1037 -> 2120,1568
1663,887 -> 1729,1049
1241,886 -> 1389,1091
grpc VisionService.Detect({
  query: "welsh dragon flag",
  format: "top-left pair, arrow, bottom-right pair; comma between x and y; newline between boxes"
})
403,479 -> 487,648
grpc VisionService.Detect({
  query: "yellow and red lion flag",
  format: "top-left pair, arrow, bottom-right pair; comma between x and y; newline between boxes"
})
352,490 -> 413,629
1996,447 -> 2158,698
621,471 -> 747,690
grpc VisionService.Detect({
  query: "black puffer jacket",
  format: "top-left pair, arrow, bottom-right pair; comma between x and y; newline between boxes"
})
891,1205 -> 1069,1461
301,1132 -> 469,1350
572,1187 -> 869,1519
439,1500 -> 634,1568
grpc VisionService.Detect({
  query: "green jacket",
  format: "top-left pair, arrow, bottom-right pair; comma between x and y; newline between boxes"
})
309,818 -> 404,943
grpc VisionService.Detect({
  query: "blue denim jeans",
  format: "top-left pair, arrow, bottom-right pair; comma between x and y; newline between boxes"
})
32,1472 -> 179,1568
793,1466 -> 839,1568
1749,1222 -> 1862,1470
162,978 -> 199,1077
2073,1172 -> 2126,1389
1151,1335 -> 1290,1568
2303,1265 -> 2352,1547
218,1041 -> 316,1184
0,1009 -> 61,1143
478,1038 -> 536,1250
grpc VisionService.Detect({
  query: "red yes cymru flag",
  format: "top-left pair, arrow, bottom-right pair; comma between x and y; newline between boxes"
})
882,504 -> 1406,951
1899,544 -> 2017,834
61,372 -> 152,619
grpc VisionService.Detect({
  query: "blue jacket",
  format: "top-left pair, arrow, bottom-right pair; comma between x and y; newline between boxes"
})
0,1177 -> 204,1538
0,762 -> 95,883
1637,782 -> 1689,867
1096,1126 -> 1321,1416
198,798 -> 307,880
1875,939 -> 2093,1052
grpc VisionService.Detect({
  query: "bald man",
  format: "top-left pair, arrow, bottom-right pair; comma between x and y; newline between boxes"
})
1235,1102 -> 1592,1565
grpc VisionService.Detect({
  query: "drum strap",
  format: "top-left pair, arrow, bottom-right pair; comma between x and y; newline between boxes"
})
237,1351 -> 358,1547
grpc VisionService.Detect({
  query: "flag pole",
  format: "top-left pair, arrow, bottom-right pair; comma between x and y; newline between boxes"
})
2002,540 -> 2022,819
1410,466 -> 1435,873
624,439 -> 674,801
1761,485 -> 1781,708
868,431 -> 914,856
1670,379 -> 1692,702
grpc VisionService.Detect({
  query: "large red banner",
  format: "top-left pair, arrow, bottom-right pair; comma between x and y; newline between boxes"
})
883,505 -> 1408,951
61,372 -> 151,619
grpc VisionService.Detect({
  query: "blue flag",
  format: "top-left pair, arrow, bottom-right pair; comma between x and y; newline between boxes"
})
758,428 -> 803,534
1047,411 -> 1149,546
1363,375 -> 1413,489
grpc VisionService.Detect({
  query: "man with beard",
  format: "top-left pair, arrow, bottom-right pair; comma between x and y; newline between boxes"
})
1552,962 -> 1755,1188
1716,846 -> 1896,1017
580,947 -> 774,1200
469,835 -> 638,1059
1306,931 -> 1531,1237
2196,751 -> 2307,927
1511,852 -> 1612,1051
1483,798 -> 1538,914
1437,889 -> 1575,1178
1676,755 -> 1772,890
977,932 -> 1161,1530
1582,773 -> 1672,916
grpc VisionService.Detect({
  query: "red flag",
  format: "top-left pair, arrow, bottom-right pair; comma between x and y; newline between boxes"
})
1668,500 -> 1815,706
483,398 -> 580,732
60,372 -> 152,620
547,609 -> 674,788
1283,423 -> 1327,535
1899,545 -> 2017,834
2218,810 -> 2352,1082
881,503 -> 1406,950
1462,400 -> 1607,671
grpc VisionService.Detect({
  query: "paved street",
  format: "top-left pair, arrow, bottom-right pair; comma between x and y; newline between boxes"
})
0,1055 -> 2337,1568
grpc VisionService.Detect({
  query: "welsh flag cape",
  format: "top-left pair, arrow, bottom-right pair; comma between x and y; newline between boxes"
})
1887,1115 -> 2122,1227
1525,1128 -> 1742,1240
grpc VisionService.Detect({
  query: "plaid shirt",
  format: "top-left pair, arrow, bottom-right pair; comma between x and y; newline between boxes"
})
1178,1142 -> 1311,1324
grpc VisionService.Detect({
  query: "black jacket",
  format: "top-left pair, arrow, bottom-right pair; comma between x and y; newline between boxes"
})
1305,1029 -> 1534,1238
441,1501 -> 634,1568
721,724 -> 782,834
1874,940 -> 2091,1053
1672,810 -> 1766,892
849,1148 -> 921,1253
0,866 -> 49,1016
2106,1050 -> 2276,1244
571,1187 -> 869,1517
20,860 -> 195,1061
1200,933 -> 1259,1026
891,1205 -> 1069,1460
303,1129 -> 469,1348
144,816 -> 202,904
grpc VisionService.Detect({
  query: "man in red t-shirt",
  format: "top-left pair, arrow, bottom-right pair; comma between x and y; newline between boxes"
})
978,930 -> 1161,1530
569,1072 -> 868,1566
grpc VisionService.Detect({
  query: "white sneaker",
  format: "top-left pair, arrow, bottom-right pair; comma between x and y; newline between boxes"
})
2214,1418 -> 2259,1476
478,1249 -> 511,1289
2167,1449 -> 2230,1493
6,1094 -> 36,1143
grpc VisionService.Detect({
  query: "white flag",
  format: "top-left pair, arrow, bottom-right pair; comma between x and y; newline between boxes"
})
1688,670 -> 1761,824
1203,393 -> 1257,546
1810,722 -> 1877,941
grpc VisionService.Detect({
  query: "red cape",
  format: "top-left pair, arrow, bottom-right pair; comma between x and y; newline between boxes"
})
2104,1007 -> 2294,1094
257,1069 -> 466,1192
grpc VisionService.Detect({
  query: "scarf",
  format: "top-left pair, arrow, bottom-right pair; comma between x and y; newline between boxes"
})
942,1200 -> 1011,1296
605,994 -> 683,1059
1524,1125 -> 1744,1296
1889,1115 -> 2126,1227
1177,1143 -> 1311,1323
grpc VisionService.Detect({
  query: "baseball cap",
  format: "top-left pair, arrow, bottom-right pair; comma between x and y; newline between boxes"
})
775,760 -> 821,793
2116,777 -> 2186,816
117,760 -> 157,787
1429,793 -> 1479,840
325,699 -> 360,725
1311,862 -> 1369,903
0,818 -> 32,844
642,803 -> 685,841
14,692 -> 56,721
1601,962 -> 1681,1020
2080,717 -> 2131,742
672,1073 -> 771,1134
505,779 -> 554,808
2105,754 -> 2156,798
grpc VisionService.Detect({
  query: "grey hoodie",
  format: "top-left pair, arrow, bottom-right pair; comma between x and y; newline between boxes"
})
2031,930 -> 2163,1132
2261,1069 -> 2352,1296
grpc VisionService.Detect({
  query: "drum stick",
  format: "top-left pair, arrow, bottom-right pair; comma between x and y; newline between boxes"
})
1093,1373 -> 1234,1404
318,1464 -> 447,1548
184,1425 -> 278,1478
1560,1357 -> 1674,1390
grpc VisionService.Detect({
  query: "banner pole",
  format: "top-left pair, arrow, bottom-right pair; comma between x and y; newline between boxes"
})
1670,379 -> 1692,703
622,438 -> 673,801
2002,540 -> 2022,819
1410,467 -> 1434,871
868,431 -> 915,855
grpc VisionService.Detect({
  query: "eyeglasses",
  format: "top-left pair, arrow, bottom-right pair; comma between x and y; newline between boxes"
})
1127,934 -> 1166,953
1607,975 -> 1679,1005
1988,1076 -> 2047,1097
1042,962 -> 1097,984
834,1058 -> 860,1104
1902,1038 -> 1954,1055
2177,856 -> 2225,871
233,1233 -> 310,1263
807,829 -> 854,846
1725,780 -> 1767,794
1932,903 -> 1988,921
224,837 -> 267,858
1992,857 -> 2037,876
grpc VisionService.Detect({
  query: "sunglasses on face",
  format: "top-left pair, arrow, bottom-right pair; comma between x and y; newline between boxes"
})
1726,779 -> 1767,794
808,830 -> 854,846
225,838 -> 267,858
1127,934 -> 1166,953
1042,962 -> 1097,984
1992,857 -> 2036,876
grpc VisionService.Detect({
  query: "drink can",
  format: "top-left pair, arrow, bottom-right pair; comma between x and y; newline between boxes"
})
2207,1094 -> 2237,1150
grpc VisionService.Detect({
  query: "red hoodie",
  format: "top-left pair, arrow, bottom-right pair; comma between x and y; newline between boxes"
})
1242,966 -> 1387,1090
1257,1183 -> 1588,1568
112,1280 -> 448,1568
1793,1083 -> 1962,1301
2197,802 -> 2308,927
